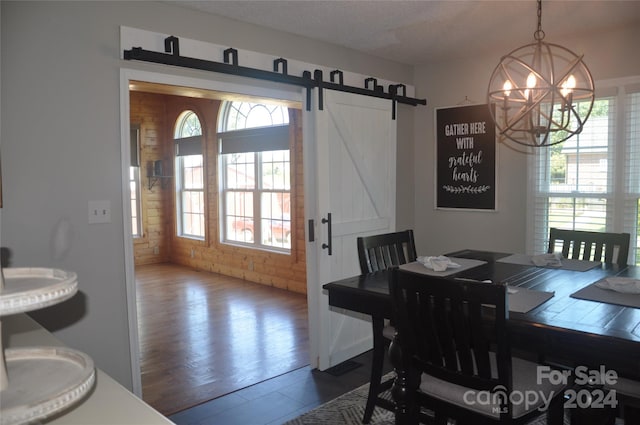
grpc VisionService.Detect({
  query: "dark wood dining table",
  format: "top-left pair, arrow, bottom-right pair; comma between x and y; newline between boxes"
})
322,249 -> 640,424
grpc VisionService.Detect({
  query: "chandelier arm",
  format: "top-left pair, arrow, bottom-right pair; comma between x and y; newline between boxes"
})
538,41 -> 555,90
501,103 -> 538,133
555,53 -> 585,82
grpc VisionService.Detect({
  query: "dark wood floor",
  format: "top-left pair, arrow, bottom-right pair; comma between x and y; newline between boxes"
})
167,349 -> 387,425
135,263 -> 311,416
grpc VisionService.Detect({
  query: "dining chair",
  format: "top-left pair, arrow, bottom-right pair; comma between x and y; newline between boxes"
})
547,228 -> 635,423
357,229 -> 417,423
547,227 -> 631,266
605,377 -> 640,424
389,267 -> 568,425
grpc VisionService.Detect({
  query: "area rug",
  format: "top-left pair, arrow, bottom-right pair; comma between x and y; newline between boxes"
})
283,374 -> 395,425
284,373 -> 570,425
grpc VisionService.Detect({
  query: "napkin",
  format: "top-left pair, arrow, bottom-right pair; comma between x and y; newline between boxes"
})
531,253 -> 563,268
595,277 -> 640,294
417,256 -> 461,272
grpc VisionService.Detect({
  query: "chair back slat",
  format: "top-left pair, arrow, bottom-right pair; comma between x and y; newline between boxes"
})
357,230 -> 417,274
390,268 -> 510,392
451,303 -> 475,375
434,297 -> 458,370
468,302 -> 493,379
548,227 -> 630,266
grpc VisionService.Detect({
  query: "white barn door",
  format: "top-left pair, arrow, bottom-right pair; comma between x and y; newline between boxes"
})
305,90 -> 397,370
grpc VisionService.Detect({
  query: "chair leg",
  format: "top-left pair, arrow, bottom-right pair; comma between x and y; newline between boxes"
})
623,403 -> 640,424
363,316 -> 386,424
547,391 -> 565,425
434,412 -> 448,425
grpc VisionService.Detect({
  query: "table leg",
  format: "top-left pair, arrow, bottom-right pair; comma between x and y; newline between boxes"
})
362,316 -> 386,423
389,331 -> 420,425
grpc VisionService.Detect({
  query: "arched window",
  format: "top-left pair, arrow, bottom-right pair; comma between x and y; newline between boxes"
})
175,110 -> 205,239
218,101 -> 291,252
219,102 -> 289,132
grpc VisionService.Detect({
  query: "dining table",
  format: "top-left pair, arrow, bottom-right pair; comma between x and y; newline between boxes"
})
322,249 -> 640,425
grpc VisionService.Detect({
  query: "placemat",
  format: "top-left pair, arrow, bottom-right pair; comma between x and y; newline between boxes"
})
570,280 -> 640,308
399,257 -> 486,277
497,253 -> 601,272
507,287 -> 555,313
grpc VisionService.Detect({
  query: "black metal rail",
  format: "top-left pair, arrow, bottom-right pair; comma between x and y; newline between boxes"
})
123,36 -> 426,119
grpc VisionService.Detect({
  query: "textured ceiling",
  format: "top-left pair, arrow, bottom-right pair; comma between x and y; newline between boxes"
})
169,1 -> 640,66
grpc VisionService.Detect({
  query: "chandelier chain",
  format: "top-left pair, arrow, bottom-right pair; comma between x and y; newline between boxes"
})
534,0 -> 545,41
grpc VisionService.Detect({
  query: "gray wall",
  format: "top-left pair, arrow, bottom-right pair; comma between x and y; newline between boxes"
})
412,22 -> 640,256
0,1 -> 414,389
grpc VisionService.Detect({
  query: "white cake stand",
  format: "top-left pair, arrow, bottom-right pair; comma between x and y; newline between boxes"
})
0,268 -> 96,425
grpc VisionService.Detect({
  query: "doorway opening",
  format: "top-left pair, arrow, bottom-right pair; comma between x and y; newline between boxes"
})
124,77 -> 309,414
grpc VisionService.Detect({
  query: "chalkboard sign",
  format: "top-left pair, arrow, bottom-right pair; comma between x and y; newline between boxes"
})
435,104 -> 496,210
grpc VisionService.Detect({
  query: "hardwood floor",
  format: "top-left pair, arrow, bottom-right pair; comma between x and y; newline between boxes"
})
168,349 -> 389,425
135,263 -> 310,416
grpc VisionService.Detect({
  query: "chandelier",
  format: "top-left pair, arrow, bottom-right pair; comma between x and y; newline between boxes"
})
486,0 -> 595,147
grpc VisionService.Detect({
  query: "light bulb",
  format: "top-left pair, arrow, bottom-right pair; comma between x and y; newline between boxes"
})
503,80 -> 512,97
561,75 -> 576,96
524,73 -> 536,100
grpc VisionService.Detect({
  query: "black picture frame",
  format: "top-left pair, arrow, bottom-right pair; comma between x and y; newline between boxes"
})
435,104 -> 496,210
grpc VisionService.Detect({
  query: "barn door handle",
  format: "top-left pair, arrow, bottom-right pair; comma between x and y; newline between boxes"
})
321,213 -> 332,255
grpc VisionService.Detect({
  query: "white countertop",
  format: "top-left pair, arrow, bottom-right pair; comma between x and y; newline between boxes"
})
2,313 -> 175,425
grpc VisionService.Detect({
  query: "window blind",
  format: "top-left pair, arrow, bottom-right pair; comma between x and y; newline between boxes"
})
130,124 -> 140,166
219,125 -> 289,154
624,85 -> 640,264
175,135 -> 203,156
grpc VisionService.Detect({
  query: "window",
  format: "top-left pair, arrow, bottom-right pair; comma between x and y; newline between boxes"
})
175,111 -> 205,239
528,79 -> 640,265
130,167 -> 142,237
130,125 -> 142,237
218,101 -> 291,252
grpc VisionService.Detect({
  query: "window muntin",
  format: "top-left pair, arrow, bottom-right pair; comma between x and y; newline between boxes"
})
529,80 -> 640,265
175,110 -> 205,239
219,102 -> 291,252
176,110 -> 202,138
